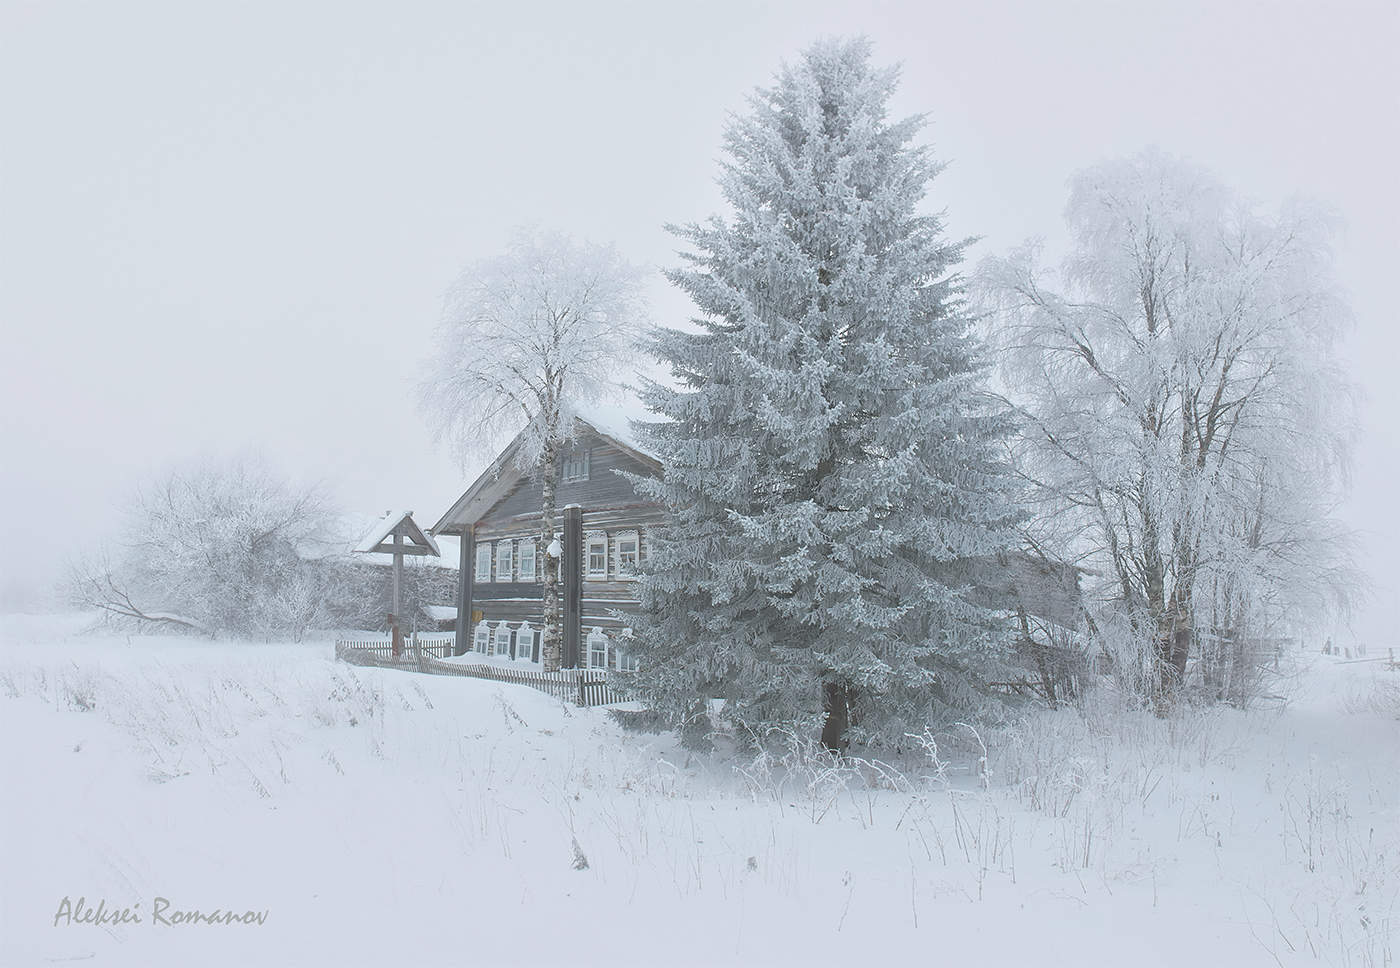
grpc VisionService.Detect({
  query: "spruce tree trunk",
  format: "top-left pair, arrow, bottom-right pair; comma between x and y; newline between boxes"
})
820,680 -> 855,753
541,436 -> 561,672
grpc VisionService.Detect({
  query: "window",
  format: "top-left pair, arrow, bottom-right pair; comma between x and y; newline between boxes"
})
615,530 -> 639,579
616,628 -> 639,672
516,624 -> 536,662
518,539 -> 536,581
496,540 -> 514,582
587,627 -> 608,669
490,623 -> 509,657
561,448 -> 591,483
586,532 -> 608,579
473,622 -> 490,654
475,543 -> 491,582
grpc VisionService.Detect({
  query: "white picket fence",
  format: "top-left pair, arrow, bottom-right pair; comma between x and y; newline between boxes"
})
333,633 -> 633,707
334,632 -> 456,662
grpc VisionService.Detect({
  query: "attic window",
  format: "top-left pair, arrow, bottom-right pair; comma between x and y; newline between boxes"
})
561,448 -> 591,483
475,543 -> 491,582
496,539 -> 513,582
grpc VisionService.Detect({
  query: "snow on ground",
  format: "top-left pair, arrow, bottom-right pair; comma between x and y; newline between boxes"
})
1,613 -> 1395,967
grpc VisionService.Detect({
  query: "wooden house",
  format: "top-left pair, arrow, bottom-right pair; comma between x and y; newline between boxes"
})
430,415 -> 1085,675
430,417 -> 664,670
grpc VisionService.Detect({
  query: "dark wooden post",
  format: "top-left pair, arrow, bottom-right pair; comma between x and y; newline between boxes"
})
563,504 -> 582,669
455,526 -> 474,656
391,527 -> 403,620
390,526 -> 403,656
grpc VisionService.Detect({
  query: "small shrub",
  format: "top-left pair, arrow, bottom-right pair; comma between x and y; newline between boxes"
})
1340,676 -> 1400,719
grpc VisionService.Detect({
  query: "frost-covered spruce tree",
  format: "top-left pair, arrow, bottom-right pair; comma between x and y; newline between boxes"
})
629,38 -> 1022,751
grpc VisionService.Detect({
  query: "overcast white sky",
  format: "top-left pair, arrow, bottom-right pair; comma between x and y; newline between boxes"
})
2,0 -> 1396,645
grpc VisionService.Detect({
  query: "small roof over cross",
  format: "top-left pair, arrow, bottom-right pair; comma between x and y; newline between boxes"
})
353,510 -> 440,558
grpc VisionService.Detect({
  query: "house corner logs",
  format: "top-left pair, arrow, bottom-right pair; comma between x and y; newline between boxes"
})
563,504 -> 582,669
454,526 -> 474,657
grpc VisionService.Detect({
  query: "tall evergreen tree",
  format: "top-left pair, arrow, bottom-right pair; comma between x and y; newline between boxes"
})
629,38 -> 1023,750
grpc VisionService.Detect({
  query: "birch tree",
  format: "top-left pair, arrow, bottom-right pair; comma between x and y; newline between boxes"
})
978,149 -> 1358,707
422,229 -> 649,670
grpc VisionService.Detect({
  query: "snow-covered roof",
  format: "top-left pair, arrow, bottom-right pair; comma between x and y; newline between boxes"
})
430,398 -> 663,537
432,534 -> 460,568
424,605 -> 457,622
297,512 -> 457,569
576,396 -> 657,460
353,510 -> 440,557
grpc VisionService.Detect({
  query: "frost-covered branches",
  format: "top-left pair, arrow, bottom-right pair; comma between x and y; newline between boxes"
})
978,149 -> 1359,705
421,228 -> 649,470
67,458 -> 350,640
630,38 -> 1023,748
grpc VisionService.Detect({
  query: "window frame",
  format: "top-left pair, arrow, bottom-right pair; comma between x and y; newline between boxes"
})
473,622 -> 490,654
586,531 -> 608,580
615,627 -> 638,672
516,623 -> 536,662
586,627 -> 608,670
495,539 -> 514,583
614,530 -> 639,580
517,538 -> 536,582
561,447 -> 591,483
490,622 -> 509,657
474,542 -> 492,582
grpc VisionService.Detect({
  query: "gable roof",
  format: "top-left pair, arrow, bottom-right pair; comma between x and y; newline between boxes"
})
578,398 -> 657,460
353,510 -> 441,557
430,414 -> 660,536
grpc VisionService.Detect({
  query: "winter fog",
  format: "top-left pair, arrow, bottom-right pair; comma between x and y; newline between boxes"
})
2,3 -> 1398,966
2,1 -> 1396,647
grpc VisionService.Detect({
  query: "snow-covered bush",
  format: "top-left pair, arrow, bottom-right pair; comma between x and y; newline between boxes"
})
1340,673 -> 1400,720
66,457 -> 359,640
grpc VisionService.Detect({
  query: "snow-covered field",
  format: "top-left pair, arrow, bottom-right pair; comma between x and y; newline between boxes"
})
1,613 -> 1395,967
